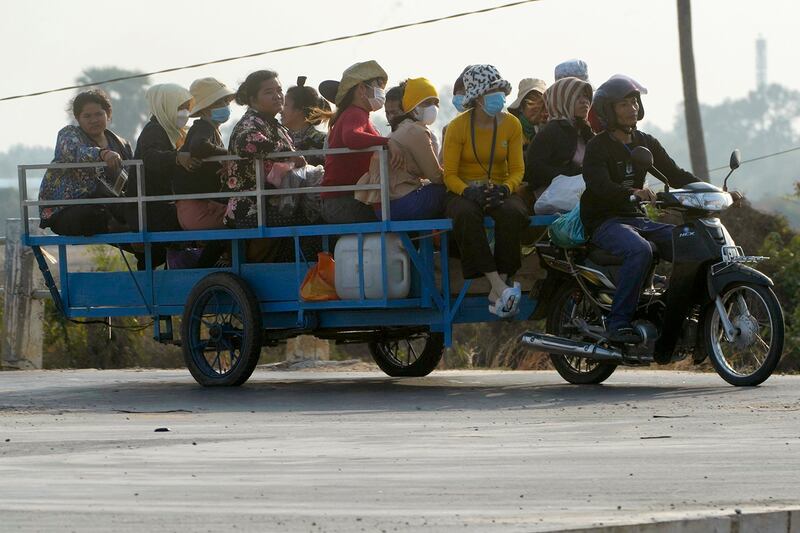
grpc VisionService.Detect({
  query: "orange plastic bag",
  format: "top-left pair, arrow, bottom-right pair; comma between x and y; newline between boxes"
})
300,252 -> 338,301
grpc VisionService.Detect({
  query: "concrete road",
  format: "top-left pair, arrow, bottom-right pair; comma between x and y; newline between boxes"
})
0,368 -> 799,532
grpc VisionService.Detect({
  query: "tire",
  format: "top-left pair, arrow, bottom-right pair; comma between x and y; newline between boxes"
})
546,282 -> 617,385
704,282 -> 784,386
368,331 -> 444,377
181,272 -> 262,387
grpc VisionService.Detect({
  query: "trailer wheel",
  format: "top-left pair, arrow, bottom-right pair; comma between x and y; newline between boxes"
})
369,331 -> 444,377
181,273 -> 262,387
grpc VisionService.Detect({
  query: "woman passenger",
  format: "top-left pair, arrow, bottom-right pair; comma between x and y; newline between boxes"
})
442,64 -> 528,317
315,60 -> 403,224
507,78 -> 547,152
38,90 -> 130,235
281,76 -> 329,167
356,78 -> 445,220
524,77 -> 594,201
173,77 -> 235,230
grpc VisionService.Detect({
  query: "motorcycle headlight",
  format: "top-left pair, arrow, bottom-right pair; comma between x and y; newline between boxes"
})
672,192 -> 733,211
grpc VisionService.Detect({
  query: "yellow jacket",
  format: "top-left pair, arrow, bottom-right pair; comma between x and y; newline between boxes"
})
442,110 -> 524,195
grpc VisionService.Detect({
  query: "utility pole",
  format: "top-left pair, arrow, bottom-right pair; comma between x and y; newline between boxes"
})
677,0 -> 709,181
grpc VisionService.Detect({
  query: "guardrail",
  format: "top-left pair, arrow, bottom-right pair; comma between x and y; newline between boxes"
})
17,146 -> 393,237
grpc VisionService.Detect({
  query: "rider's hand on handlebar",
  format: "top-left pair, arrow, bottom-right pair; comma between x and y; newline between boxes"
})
730,190 -> 744,205
632,188 -> 657,203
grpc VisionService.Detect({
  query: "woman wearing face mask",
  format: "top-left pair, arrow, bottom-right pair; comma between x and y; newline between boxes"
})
173,77 -> 235,230
524,77 -> 594,202
314,60 -> 403,224
281,76 -> 329,167
508,78 -> 548,152
38,89 -> 131,235
124,83 -> 194,268
442,64 -> 528,318
355,78 -> 446,220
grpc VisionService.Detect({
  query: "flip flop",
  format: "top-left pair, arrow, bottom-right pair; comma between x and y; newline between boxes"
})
488,282 -> 521,318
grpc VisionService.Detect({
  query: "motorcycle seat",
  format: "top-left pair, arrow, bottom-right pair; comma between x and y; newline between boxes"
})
586,242 -> 659,266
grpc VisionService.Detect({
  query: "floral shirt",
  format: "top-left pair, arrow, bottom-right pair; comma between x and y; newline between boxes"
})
223,108 -> 299,228
38,126 -> 132,225
289,124 -> 327,167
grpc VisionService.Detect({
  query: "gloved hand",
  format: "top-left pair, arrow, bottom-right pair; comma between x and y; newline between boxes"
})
485,184 -> 510,208
463,184 -> 488,207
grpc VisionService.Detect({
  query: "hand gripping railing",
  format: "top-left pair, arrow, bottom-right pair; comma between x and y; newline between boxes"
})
17,145 -> 392,237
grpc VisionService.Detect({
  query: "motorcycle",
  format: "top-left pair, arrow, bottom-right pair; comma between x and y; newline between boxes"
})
522,147 -> 784,386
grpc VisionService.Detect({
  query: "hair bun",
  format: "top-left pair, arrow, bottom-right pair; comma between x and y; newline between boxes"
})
297,76 -> 307,87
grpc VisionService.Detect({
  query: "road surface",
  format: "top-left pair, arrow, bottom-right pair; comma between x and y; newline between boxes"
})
0,368 -> 799,531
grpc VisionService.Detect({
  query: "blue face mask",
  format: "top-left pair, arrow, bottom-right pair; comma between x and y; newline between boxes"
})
452,94 -> 466,113
210,106 -> 231,124
482,92 -> 506,117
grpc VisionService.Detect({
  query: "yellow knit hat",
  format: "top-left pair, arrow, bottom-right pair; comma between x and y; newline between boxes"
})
402,78 -> 438,112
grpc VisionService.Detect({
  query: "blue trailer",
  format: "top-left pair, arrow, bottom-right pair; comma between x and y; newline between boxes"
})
19,146 -> 556,386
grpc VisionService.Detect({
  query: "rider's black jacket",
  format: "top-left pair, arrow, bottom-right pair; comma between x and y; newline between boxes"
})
580,130 -> 698,234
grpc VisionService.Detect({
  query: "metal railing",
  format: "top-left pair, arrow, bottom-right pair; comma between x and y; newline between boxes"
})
18,145 -> 393,237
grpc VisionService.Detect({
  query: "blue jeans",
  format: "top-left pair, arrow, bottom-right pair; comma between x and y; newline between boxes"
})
591,217 -> 674,329
375,184 -> 446,221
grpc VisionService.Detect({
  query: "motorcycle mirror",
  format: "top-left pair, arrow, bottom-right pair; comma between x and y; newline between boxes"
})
723,149 -> 742,191
631,146 -> 654,170
729,149 -> 741,170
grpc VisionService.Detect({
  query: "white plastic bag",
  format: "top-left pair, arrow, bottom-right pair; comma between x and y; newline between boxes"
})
534,174 -> 586,215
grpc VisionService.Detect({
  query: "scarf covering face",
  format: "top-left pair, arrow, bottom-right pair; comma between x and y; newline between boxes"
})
544,77 -> 593,123
146,84 -> 193,149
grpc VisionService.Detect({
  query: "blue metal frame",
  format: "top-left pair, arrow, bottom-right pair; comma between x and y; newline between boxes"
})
18,149 -> 557,347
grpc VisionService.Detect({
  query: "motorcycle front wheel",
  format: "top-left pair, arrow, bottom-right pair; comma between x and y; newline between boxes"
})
704,282 -> 784,386
546,282 -> 617,385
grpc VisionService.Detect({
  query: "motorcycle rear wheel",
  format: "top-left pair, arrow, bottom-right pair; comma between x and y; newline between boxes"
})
546,282 -> 617,385
704,282 -> 784,386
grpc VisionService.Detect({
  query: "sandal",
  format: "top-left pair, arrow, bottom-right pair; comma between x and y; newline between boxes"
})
488,282 -> 521,318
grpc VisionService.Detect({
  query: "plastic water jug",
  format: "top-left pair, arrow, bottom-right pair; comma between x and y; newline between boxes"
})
334,233 -> 410,299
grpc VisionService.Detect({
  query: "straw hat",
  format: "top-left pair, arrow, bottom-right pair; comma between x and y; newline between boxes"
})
189,77 -> 235,116
319,60 -> 388,106
508,78 -> 547,110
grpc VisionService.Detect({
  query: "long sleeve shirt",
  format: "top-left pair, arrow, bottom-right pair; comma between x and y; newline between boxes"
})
442,110 -> 524,195
580,130 -> 699,233
321,106 -> 388,198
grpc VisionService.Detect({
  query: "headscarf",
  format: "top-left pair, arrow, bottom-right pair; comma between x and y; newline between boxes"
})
145,84 -> 193,149
554,59 -> 589,82
544,77 -> 593,122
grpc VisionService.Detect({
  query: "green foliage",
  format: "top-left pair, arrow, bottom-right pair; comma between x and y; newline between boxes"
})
758,231 -> 800,370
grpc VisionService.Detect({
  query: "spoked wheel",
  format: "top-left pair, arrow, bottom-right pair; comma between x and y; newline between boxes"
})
181,273 -> 262,387
368,330 -> 444,377
546,282 -> 617,384
705,283 -> 784,386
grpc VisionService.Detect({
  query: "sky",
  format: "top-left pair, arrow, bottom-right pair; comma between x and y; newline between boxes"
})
0,0 -> 798,154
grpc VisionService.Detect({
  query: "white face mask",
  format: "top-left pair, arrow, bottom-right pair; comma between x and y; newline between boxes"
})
414,105 -> 438,126
175,109 -> 190,129
367,85 -> 386,112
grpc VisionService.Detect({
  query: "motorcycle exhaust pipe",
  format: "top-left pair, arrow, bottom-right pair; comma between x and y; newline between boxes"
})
521,332 -> 623,362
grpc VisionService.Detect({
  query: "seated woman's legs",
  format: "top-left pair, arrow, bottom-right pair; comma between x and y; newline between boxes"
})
380,184 -> 446,221
486,194 -> 530,277
176,200 -> 227,230
322,195 -> 377,224
48,205 -> 113,236
445,193 -> 513,307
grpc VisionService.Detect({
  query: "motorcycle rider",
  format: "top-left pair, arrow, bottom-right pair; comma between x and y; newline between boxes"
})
581,76 -> 700,343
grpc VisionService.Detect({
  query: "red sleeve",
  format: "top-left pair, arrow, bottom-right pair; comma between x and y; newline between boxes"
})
339,109 -> 389,149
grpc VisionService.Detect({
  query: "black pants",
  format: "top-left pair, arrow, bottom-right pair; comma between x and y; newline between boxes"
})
124,202 -> 182,270
46,205 -> 113,236
445,192 -> 529,279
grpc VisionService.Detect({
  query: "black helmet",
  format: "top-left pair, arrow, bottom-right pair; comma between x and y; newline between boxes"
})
592,75 -> 645,131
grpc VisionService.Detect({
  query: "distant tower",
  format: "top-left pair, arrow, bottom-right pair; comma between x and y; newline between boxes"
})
756,36 -> 767,89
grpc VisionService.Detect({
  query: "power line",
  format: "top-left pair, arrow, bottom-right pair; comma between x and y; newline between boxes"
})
0,0 -> 542,102
709,145 -> 800,173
